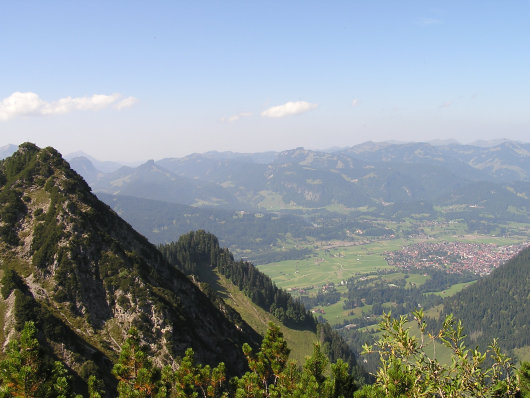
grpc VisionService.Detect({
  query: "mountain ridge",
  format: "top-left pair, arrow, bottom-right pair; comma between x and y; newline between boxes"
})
0,143 -> 260,386
59,140 -> 530,215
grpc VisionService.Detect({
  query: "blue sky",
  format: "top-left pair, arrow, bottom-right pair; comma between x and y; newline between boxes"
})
1,1 -> 529,161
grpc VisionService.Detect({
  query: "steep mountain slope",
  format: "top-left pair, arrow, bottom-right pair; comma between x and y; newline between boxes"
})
435,245 -> 530,360
158,230 -> 362,377
213,271 -> 317,365
0,144 -> 259,384
155,229 -> 318,364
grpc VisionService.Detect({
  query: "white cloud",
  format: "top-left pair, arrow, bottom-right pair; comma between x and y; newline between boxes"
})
352,99 -> 359,107
261,101 -> 318,118
222,112 -> 253,123
0,92 -> 138,121
0,92 -> 44,120
115,96 -> 139,110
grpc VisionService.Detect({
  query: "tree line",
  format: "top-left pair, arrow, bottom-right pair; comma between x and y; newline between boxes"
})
158,230 -> 315,329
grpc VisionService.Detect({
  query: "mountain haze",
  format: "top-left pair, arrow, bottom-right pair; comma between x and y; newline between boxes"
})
86,159 -> 240,207
0,144 -> 18,160
65,141 -> 530,217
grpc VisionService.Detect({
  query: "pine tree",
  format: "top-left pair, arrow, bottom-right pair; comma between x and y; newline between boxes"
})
0,321 -> 45,398
112,328 -> 158,398
236,322 -> 290,397
165,348 -> 227,398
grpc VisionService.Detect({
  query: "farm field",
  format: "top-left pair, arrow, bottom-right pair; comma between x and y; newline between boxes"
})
258,240 -> 399,290
258,231 -> 529,361
258,233 -> 524,291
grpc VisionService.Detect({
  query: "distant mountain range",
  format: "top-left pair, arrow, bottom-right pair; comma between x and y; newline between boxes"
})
65,141 -> 530,219
65,150 -> 142,172
341,141 -> 530,182
56,141 -> 525,206
3,141 -> 530,243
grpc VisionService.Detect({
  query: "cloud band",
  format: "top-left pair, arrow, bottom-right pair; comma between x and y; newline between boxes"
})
0,92 -> 138,121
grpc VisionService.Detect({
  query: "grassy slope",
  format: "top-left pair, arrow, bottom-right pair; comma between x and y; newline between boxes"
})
431,281 -> 477,298
213,272 -> 317,364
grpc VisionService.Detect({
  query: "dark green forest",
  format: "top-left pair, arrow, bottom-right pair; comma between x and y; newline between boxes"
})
434,246 -> 530,354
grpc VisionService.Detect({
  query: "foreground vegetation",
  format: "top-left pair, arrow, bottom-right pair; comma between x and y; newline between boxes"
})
2,314 -> 529,398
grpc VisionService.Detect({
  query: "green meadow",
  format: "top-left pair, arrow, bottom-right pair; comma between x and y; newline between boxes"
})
430,280 -> 477,297
258,240 -> 402,290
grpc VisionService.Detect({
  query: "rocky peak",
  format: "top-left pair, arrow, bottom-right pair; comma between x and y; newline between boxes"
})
0,143 -> 254,381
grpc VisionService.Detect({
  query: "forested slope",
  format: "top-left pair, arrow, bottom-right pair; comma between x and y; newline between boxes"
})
0,144 -> 262,393
437,246 -> 530,356
158,230 -> 364,378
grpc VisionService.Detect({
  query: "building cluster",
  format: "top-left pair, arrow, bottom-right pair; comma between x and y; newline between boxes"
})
385,241 -> 529,275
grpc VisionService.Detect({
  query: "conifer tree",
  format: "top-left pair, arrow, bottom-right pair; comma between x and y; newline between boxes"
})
112,328 -> 158,398
236,322 -> 290,397
0,321 -> 45,398
87,375 -> 105,398
165,347 -> 227,398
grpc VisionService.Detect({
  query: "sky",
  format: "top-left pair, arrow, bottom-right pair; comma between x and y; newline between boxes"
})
1,1 -> 530,162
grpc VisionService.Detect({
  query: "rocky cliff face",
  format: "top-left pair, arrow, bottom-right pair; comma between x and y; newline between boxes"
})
0,143 -> 254,380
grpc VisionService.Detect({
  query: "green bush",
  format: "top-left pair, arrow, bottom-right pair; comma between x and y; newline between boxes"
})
0,269 -> 26,299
